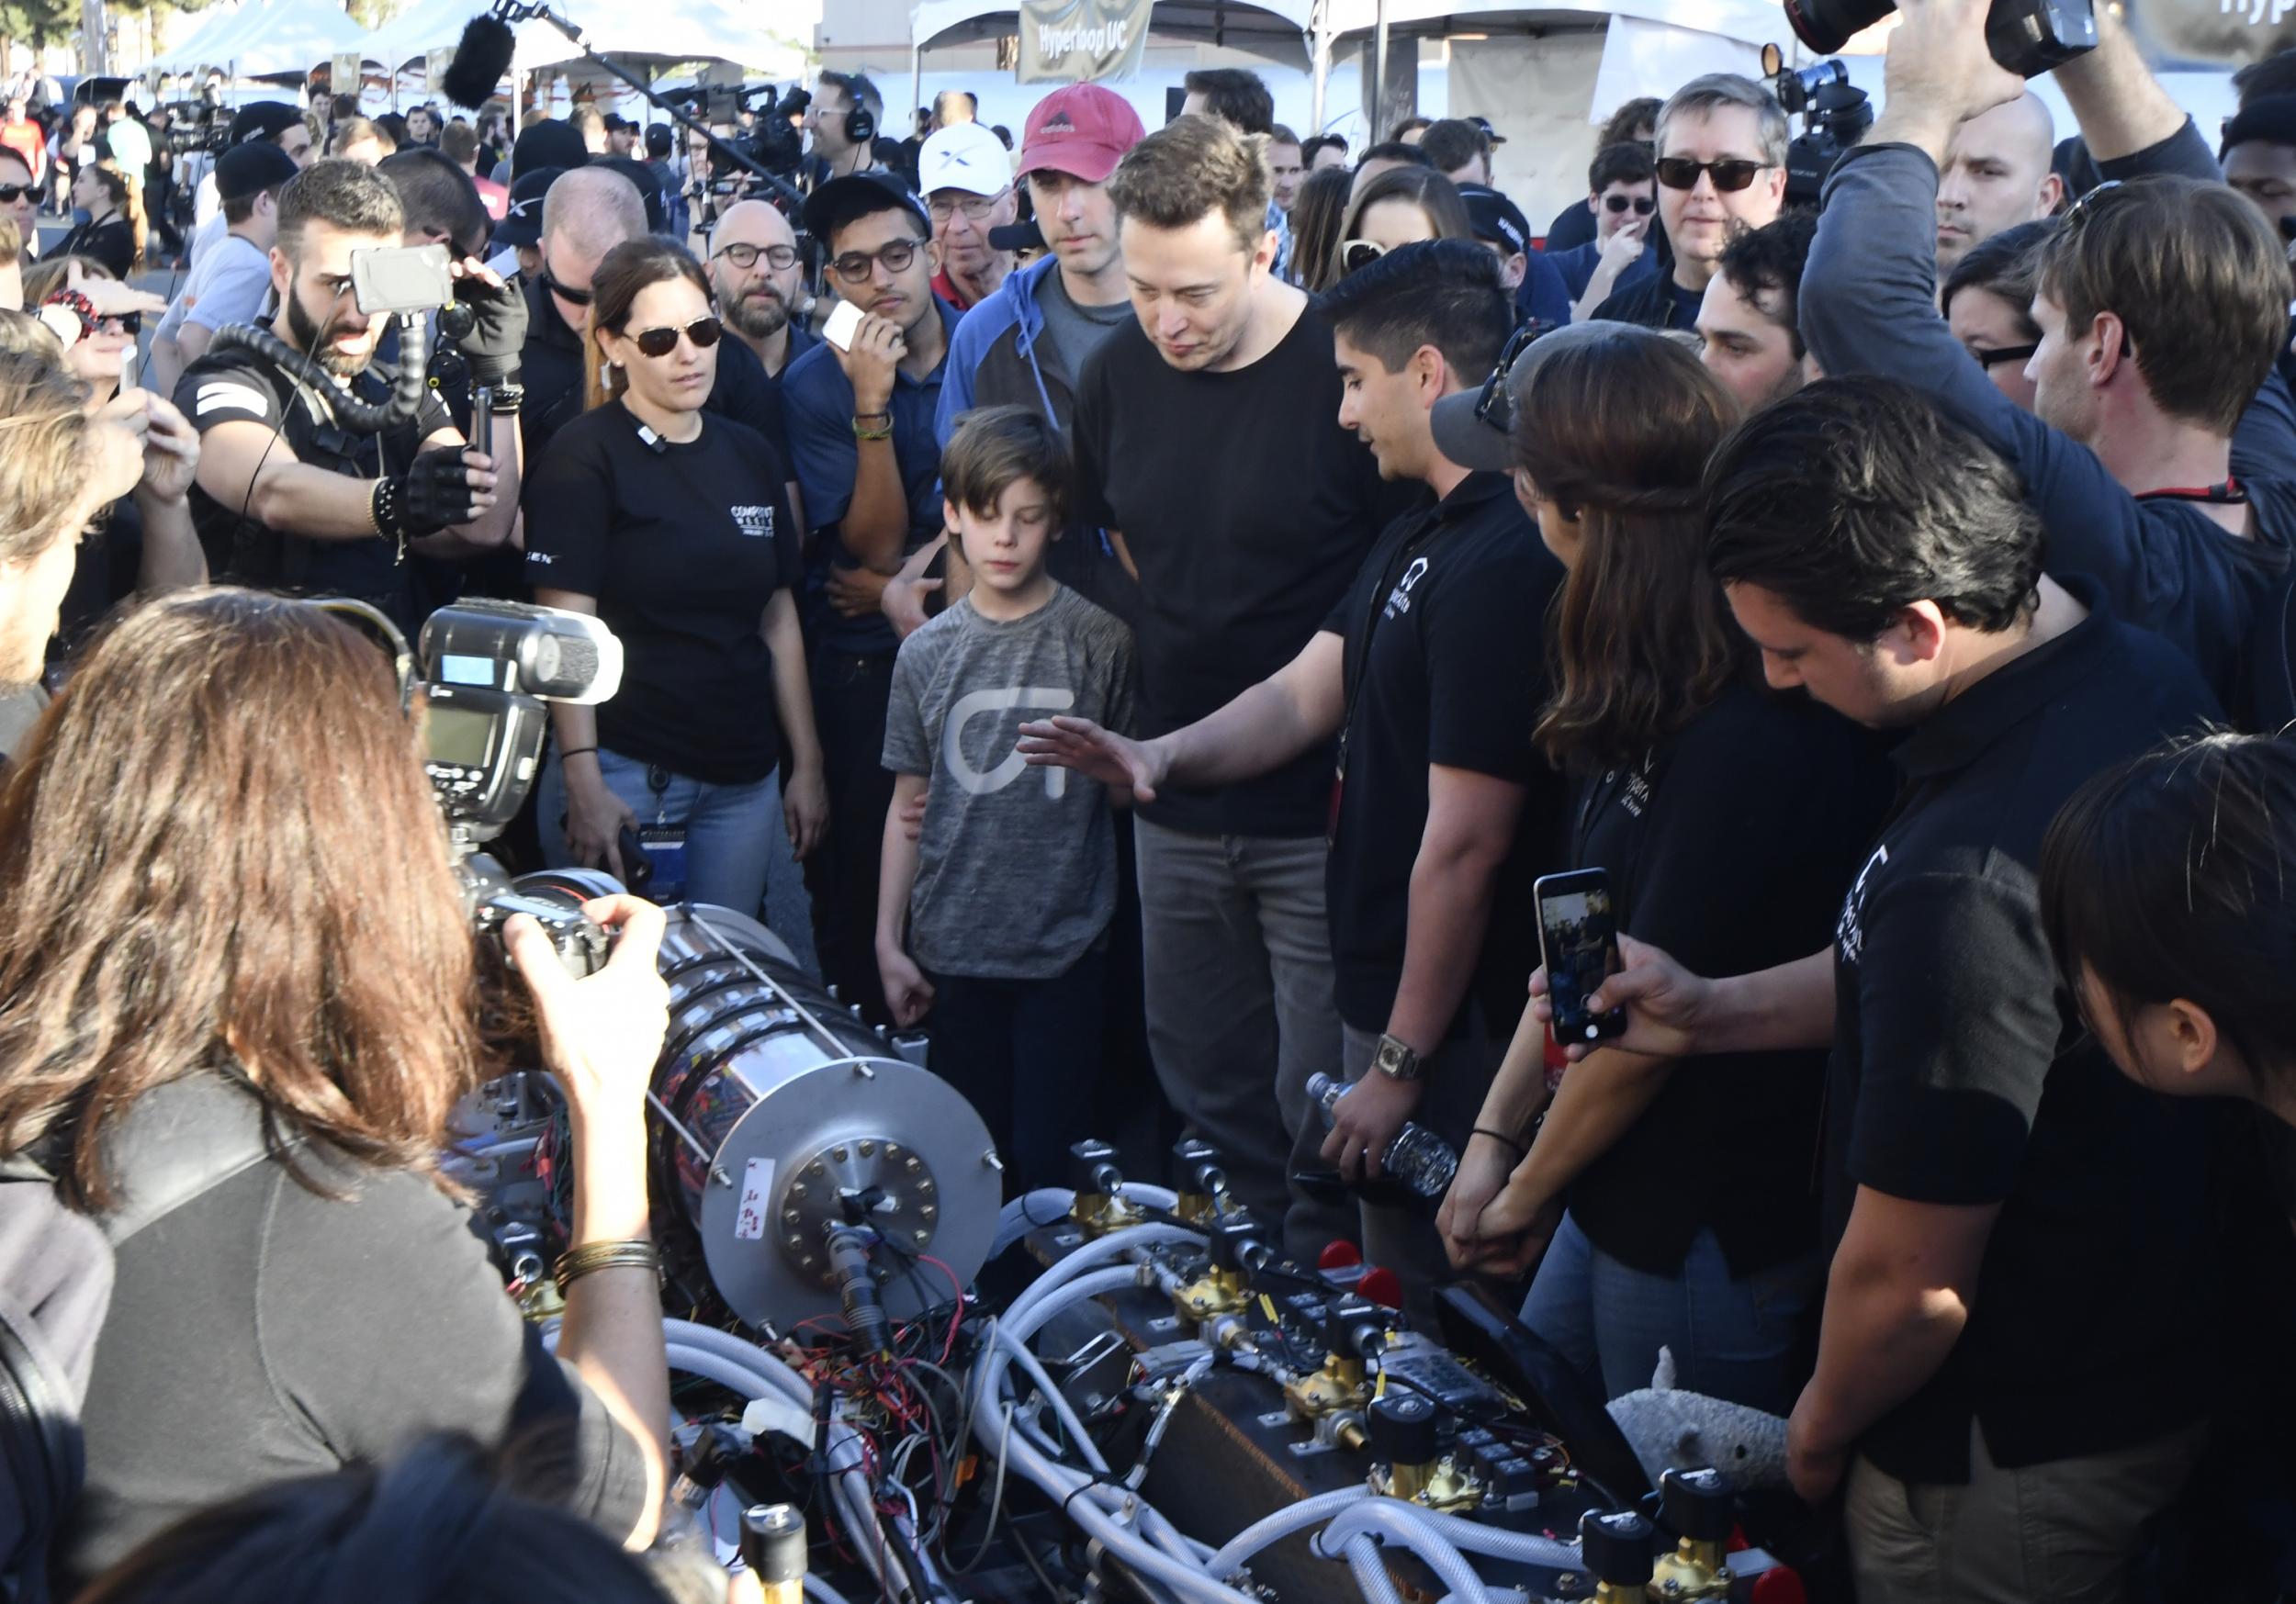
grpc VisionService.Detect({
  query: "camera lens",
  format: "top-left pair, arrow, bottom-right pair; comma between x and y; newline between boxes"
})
1781,0 -> 1896,56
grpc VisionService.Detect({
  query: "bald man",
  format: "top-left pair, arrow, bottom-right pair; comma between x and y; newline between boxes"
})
707,199 -> 814,378
1934,92 -> 2064,275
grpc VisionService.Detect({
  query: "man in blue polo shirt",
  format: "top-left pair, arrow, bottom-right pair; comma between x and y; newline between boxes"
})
783,173 -> 959,1022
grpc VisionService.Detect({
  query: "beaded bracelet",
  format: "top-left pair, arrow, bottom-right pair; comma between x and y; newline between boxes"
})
553,1239 -> 660,1293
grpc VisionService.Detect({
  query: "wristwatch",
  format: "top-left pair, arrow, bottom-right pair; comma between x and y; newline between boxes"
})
1370,1033 -> 1424,1082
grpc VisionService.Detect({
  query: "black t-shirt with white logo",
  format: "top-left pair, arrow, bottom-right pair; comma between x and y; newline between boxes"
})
177,347 -> 457,636
1565,681 -> 1892,1280
1321,472 -> 1565,1037
523,402 -> 799,784
1827,580 -> 2221,1484
1071,307 -> 1413,837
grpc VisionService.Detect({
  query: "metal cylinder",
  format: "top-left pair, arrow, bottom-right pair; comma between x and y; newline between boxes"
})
640,903 -> 1001,1332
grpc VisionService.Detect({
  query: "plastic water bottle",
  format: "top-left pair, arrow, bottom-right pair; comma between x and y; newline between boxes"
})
1306,1071 -> 1460,1200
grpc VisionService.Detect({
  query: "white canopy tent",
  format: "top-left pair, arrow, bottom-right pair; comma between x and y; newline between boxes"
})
365,0 -> 805,76
149,0 -> 369,77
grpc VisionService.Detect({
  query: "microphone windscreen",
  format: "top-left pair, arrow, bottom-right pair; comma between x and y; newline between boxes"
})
442,14 -> 517,110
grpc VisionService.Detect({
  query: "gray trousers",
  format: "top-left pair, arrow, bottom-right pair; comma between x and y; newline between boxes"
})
1340,1016 -> 1502,1329
1133,817 -> 1355,1263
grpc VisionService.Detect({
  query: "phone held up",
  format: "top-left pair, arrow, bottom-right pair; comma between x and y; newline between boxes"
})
1535,868 -> 1628,1046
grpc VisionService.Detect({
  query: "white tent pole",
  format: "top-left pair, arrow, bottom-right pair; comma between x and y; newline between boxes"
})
1310,0 -> 1327,132
1372,0 -> 1388,138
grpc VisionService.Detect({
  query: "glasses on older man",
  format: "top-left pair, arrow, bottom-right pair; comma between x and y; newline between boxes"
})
714,241 -> 799,271
928,189 -> 1007,223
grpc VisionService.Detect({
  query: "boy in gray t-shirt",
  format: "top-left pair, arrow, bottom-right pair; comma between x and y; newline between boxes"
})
878,406 -> 1134,1190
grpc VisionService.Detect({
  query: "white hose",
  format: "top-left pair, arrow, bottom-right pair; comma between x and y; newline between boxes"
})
665,1345 -> 777,1398
1004,1264 -> 1148,1344
1000,1223 -> 1199,1330
1317,1500 -> 1492,1604
661,1318 -> 813,1403
991,1321 -> 1115,1473
992,1188 -> 1078,1255
1375,1502 -> 1586,1570
1345,1531 -> 1409,1604
803,1576 -> 851,1604
1203,1487 -> 1373,1577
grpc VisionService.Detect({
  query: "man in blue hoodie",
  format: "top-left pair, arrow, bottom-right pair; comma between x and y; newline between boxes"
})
917,84 -> 1148,623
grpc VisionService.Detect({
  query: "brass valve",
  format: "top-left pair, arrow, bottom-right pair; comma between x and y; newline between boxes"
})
1068,1139 -> 1146,1239
1368,1453 -> 1484,1515
1173,1262 -> 1247,1320
1172,1138 -> 1232,1225
1649,1468 -> 1733,1600
1283,1352 -> 1369,1420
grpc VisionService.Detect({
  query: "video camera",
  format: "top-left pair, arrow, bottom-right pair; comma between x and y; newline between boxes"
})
1781,0 -> 2092,76
161,99 -> 231,155
414,600 -> 625,973
1761,48 -> 1875,208
661,81 -> 811,185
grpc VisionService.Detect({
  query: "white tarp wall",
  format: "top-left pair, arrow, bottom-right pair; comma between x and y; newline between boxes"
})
1452,15 -> 1758,224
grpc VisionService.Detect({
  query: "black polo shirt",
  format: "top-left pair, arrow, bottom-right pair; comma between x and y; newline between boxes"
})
1826,579 -> 2221,1484
1071,307 -> 1412,838
1322,472 -> 1565,1038
1567,681 -> 1893,1278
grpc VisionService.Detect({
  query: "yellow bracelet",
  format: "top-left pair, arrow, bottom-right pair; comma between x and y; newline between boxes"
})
553,1239 -> 660,1293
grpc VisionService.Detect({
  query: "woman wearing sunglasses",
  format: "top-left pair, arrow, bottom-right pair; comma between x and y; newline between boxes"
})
1436,324 -> 1889,1416
525,237 -> 829,920
1940,217 -> 2051,413
0,142 -> 37,267
1326,165 -> 1473,285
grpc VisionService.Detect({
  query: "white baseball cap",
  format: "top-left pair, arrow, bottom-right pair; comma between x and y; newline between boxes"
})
918,121 -> 1012,198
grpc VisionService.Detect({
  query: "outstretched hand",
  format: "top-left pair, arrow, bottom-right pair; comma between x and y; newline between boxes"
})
1875,0 -> 2028,154
1016,715 -> 1165,801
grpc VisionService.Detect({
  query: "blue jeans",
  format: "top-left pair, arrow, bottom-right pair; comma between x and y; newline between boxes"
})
1520,1210 -> 1819,1417
537,746 -> 818,976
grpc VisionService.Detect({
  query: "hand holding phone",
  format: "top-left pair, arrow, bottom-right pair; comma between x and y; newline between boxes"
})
822,298 -> 864,353
1535,869 -> 1628,1046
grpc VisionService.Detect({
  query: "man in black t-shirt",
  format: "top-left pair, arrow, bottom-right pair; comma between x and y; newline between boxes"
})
1064,114 -> 1411,1262
1030,241 -> 1559,1317
1581,376 -> 2218,1601
1591,75 -> 1786,333
177,159 -> 515,636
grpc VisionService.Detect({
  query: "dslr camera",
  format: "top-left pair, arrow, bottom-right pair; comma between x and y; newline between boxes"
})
1782,0 -> 2093,75
1761,50 -> 1875,208
414,600 -> 625,974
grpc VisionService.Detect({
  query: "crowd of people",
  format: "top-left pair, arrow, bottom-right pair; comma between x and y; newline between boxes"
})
5,0 -> 2296,1596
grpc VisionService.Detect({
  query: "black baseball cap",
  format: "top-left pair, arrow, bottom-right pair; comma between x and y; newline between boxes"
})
802,171 -> 929,247
1458,183 -> 1531,258
491,164 -> 561,250
216,139 -> 301,202
228,100 -> 303,146
512,118 -> 590,179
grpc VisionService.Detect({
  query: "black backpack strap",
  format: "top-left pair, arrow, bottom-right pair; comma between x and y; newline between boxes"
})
97,1073 -> 302,1249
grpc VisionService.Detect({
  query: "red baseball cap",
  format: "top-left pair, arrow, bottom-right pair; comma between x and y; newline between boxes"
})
1017,84 -> 1146,185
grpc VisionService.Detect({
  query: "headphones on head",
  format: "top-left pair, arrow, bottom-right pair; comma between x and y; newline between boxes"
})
822,73 -> 877,148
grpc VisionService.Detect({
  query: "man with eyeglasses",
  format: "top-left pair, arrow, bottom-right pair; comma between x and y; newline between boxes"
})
782,174 -> 961,1024
1590,75 -> 1785,334
917,120 -> 1017,313
1801,0 -> 2296,728
1541,142 -> 1660,317
707,198 -> 813,380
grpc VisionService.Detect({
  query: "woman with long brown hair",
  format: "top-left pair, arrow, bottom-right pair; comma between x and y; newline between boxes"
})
524,236 -> 827,936
57,157 -> 141,278
1435,324 -> 1889,1415
0,589 -> 673,1587
1326,164 -> 1472,283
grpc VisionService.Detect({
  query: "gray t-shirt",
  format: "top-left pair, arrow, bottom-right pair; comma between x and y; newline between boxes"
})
154,230 -> 270,346
1033,270 -> 1134,394
883,583 -> 1135,979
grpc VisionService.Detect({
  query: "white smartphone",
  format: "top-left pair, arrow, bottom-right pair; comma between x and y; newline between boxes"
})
822,298 -> 864,353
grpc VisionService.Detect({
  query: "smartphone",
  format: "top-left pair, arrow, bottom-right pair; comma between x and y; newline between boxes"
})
1535,869 -> 1628,1045
349,243 -> 455,316
822,298 -> 864,353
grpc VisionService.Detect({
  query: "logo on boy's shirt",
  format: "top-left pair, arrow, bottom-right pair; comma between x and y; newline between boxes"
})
730,504 -> 776,539
945,685 -> 1076,798
1383,555 -> 1430,619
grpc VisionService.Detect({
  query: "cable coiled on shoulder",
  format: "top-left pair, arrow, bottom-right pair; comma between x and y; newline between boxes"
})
208,314 -> 431,435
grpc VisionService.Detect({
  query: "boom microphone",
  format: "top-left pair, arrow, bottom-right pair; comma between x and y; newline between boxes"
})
442,10 -> 518,109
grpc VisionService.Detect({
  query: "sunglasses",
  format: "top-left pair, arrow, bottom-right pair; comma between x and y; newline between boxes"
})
1469,320 -> 1549,433
1654,157 -> 1771,193
0,185 -> 30,204
714,241 -> 798,271
540,265 -> 592,307
1603,194 -> 1657,215
629,315 -> 722,358
99,311 -> 139,336
1341,239 -> 1386,275
1972,342 -> 2038,369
